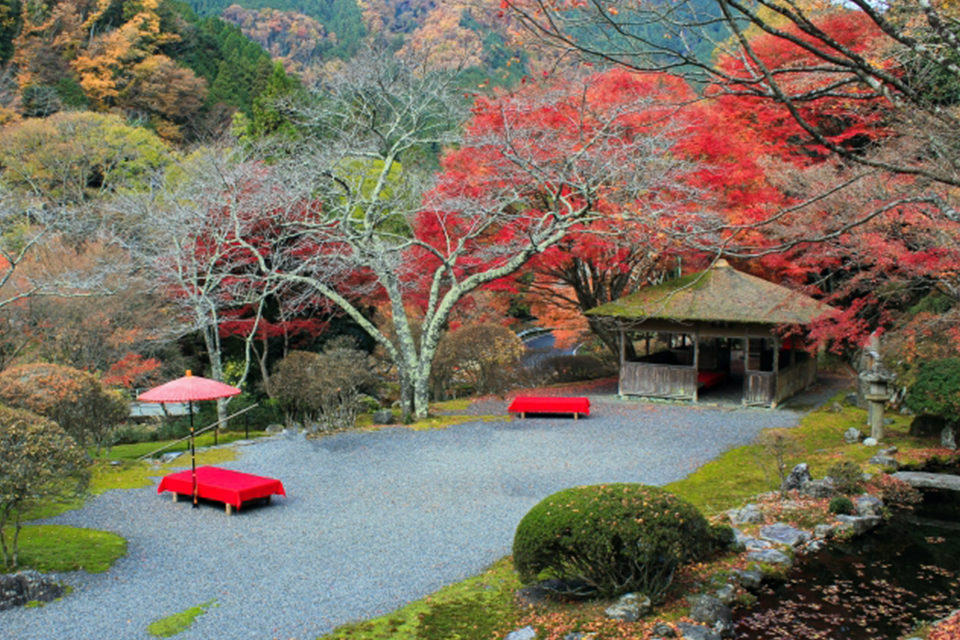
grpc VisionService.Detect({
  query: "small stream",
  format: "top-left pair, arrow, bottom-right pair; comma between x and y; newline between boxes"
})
734,492 -> 960,640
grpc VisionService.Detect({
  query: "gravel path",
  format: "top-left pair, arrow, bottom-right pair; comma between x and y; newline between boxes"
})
2,395 -> 810,640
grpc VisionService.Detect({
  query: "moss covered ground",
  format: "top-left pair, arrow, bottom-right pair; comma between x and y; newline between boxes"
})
147,599 -> 218,637
319,391 -> 960,640
10,432 -> 263,573
4,525 -> 126,573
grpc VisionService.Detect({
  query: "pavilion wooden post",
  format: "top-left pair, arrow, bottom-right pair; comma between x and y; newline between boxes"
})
771,336 -> 781,408
618,326 -> 625,397
742,334 -> 750,405
692,329 -> 700,402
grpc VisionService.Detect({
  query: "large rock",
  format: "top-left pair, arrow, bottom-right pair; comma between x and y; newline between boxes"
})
801,478 -> 837,498
714,584 -> 736,606
503,626 -> 537,640
688,595 -> 734,637
910,414 -> 946,437
732,568 -> 765,591
893,471 -> 960,492
835,514 -> 882,536
741,537 -> 773,551
844,427 -> 863,444
781,463 -> 812,492
746,549 -> 792,567
675,622 -> 722,640
604,592 -> 651,622
759,522 -> 811,548
855,494 -> 884,517
505,626 -> 537,640
868,454 -> 898,469
652,622 -> 677,637
862,437 -> 878,447
0,571 -> 64,611
372,409 -> 394,425
728,503 -> 763,525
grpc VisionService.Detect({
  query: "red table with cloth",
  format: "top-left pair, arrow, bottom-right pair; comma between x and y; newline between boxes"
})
507,396 -> 590,419
157,466 -> 285,514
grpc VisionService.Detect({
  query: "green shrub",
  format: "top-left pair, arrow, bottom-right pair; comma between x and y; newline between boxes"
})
110,423 -> 156,445
905,358 -> 960,421
541,355 -> 614,383
272,347 -> 377,431
826,461 -> 864,495
431,323 -> 525,399
512,483 -> 716,600
829,496 -> 855,515
708,524 -> 736,550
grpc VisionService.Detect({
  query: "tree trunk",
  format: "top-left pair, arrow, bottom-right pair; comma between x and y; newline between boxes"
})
588,317 -> 635,361
412,374 -> 430,419
201,323 -> 229,430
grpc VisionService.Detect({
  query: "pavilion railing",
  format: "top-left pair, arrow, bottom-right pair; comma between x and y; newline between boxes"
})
620,361 -> 697,399
775,358 -> 818,404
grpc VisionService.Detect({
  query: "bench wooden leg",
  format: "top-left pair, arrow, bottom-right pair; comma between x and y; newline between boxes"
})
172,492 -> 179,503
574,413 -> 578,420
225,503 -> 233,515
521,412 -> 525,419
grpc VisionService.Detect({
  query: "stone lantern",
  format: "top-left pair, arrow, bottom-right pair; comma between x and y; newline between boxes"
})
860,369 -> 894,441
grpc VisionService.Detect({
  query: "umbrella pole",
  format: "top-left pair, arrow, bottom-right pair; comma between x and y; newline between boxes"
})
190,401 -> 198,509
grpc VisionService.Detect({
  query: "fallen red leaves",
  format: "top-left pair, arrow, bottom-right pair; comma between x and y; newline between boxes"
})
929,609 -> 960,640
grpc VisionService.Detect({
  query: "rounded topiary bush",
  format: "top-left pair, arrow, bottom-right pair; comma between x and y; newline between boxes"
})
829,496 -> 855,515
905,357 -> 960,421
512,483 -> 717,599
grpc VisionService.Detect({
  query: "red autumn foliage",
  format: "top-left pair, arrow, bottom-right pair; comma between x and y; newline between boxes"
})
102,352 -> 163,389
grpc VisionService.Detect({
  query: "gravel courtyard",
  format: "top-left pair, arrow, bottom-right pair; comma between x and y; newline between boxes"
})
2,396 -> 804,640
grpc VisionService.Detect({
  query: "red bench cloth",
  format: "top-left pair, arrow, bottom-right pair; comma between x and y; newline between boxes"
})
507,396 -> 590,416
157,466 -> 285,508
697,371 -> 726,389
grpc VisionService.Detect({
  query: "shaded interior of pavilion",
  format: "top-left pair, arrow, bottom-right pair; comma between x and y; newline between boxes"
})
616,325 -> 816,406
587,260 -> 831,408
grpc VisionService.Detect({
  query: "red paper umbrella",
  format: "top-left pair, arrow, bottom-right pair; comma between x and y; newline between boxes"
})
139,372 -> 241,404
139,371 -> 241,509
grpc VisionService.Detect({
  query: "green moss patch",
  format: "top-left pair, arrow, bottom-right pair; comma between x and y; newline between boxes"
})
8,525 -> 126,573
321,558 -> 521,639
99,431 -> 266,461
665,394 -> 920,516
147,599 -> 218,638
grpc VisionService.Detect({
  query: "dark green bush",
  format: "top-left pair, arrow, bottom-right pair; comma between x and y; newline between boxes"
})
541,355 -> 615,383
708,524 -> 736,550
512,483 -> 716,600
826,461 -> 864,495
905,357 -> 960,421
829,496 -> 855,515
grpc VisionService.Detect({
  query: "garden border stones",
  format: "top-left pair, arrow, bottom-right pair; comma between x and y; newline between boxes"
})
0,571 -> 64,610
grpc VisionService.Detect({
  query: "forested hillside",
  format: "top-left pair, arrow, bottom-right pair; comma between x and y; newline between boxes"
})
189,0 -> 727,86
0,0 -> 294,142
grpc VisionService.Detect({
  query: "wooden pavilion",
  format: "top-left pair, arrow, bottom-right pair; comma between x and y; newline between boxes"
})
586,260 -> 832,407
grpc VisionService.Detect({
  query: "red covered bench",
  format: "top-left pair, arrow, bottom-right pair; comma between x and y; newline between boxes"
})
507,396 -> 590,419
697,370 -> 726,389
158,466 -> 286,515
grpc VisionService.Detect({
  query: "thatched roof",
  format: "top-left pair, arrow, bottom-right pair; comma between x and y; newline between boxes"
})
587,260 -> 831,325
